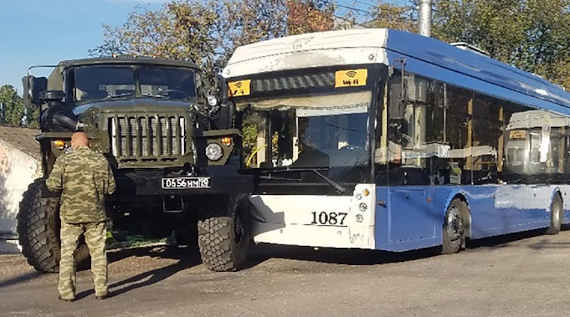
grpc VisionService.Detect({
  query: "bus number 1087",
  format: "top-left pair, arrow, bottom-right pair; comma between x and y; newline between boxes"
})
309,211 -> 348,226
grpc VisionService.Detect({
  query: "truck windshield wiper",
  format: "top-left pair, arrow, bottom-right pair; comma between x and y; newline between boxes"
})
248,167 -> 347,194
105,93 -> 134,99
141,93 -> 167,98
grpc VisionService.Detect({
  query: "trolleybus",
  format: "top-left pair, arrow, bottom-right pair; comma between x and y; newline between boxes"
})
223,29 -> 570,253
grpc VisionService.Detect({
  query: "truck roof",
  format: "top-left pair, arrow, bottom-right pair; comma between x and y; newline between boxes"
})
57,55 -> 199,69
46,55 -> 199,90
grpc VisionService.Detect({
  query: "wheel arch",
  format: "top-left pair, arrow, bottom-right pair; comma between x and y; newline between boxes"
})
443,191 -> 472,239
550,187 -> 564,223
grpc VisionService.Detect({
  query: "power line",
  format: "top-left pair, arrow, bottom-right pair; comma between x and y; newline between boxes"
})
336,4 -> 371,15
333,14 -> 369,28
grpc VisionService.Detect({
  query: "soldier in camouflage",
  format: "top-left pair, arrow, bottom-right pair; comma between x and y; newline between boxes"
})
46,132 -> 116,301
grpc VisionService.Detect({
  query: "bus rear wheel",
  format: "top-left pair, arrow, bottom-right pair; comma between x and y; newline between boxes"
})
442,199 -> 467,254
546,194 -> 562,235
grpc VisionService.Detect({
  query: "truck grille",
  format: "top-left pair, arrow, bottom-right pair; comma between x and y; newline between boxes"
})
108,114 -> 187,162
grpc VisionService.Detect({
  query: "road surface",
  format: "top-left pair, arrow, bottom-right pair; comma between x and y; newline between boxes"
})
1,229 -> 570,316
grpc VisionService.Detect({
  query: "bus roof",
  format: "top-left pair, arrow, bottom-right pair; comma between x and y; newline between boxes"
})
223,28 -> 570,113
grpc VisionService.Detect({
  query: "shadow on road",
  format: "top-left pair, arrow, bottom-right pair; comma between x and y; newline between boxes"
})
0,271 -> 43,289
245,228 -> 569,269
75,245 -> 202,299
466,228 -> 547,250
246,244 -> 442,268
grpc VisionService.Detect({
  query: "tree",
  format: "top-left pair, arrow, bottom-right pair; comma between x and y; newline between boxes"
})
0,85 -> 25,127
89,1 -> 220,71
90,0 -> 335,72
357,0 -> 569,90
366,2 -> 416,32
287,0 -> 335,35
432,0 -> 570,89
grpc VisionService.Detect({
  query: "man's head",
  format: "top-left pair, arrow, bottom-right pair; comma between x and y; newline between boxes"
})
71,132 -> 89,149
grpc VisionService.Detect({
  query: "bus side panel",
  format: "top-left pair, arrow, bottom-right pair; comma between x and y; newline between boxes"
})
376,185 -> 560,252
375,186 -> 442,252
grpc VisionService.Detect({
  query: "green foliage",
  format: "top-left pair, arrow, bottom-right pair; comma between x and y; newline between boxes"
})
90,0 -> 335,72
432,0 -> 570,89
366,2 -> 417,32
0,85 -> 24,127
0,85 -> 39,128
360,0 -> 569,90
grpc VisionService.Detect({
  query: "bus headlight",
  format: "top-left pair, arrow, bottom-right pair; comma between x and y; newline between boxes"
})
205,143 -> 223,161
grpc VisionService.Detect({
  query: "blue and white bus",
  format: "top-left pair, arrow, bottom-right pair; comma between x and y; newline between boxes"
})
222,29 -> 570,254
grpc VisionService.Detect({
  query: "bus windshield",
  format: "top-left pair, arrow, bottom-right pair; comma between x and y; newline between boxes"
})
72,65 -> 196,103
239,91 -> 371,183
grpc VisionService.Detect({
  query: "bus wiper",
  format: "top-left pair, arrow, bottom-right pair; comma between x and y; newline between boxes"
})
253,167 -> 347,194
310,169 -> 347,194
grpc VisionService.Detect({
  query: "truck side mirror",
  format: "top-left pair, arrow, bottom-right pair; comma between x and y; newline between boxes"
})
22,75 -> 47,107
215,74 -> 228,102
41,90 -> 65,105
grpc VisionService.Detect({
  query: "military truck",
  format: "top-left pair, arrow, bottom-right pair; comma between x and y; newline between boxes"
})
18,56 -> 252,272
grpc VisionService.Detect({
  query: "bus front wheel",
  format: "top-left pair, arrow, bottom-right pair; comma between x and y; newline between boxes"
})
546,194 -> 562,235
442,199 -> 467,254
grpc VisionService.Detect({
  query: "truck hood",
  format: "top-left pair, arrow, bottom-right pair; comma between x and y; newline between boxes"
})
73,97 -> 193,115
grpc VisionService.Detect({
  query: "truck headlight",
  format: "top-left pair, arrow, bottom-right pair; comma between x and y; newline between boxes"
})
205,143 -> 223,161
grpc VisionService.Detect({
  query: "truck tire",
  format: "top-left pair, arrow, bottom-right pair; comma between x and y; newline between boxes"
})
17,179 -> 89,273
442,199 -> 467,254
197,210 -> 249,272
546,194 -> 562,235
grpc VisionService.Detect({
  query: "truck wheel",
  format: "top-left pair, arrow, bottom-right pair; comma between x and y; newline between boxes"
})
197,210 -> 249,272
546,194 -> 562,235
442,199 -> 467,254
17,179 -> 89,273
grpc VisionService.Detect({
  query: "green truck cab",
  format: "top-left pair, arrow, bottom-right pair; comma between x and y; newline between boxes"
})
18,56 -> 252,273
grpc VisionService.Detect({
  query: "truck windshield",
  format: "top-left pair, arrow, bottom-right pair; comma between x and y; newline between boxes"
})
72,65 -> 196,103
238,91 -> 371,183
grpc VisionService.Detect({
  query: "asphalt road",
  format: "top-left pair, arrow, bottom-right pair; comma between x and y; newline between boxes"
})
2,229 -> 570,317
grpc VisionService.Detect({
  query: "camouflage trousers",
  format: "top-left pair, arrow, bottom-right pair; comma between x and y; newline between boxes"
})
58,221 -> 108,300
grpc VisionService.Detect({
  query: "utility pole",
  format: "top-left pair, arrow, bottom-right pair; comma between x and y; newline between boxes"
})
419,0 -> 432,37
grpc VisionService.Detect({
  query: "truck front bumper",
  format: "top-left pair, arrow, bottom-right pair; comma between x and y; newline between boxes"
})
116,165 -> 254,196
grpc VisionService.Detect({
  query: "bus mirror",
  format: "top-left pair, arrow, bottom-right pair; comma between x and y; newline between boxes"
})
22,75 -> 47,107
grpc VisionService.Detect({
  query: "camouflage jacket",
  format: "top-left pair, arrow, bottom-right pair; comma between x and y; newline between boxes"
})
46,146 -> 116,223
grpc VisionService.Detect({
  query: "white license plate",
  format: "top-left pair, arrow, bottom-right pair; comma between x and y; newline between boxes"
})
162,177 -> 210,189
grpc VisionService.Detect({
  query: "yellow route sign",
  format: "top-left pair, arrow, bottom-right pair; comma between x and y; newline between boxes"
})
509,130 -> 528,139
228,79 -> 251,97
335,69 -> 368,88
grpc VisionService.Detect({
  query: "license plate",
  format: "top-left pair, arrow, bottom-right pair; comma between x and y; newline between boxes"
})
162,177 -> 211,189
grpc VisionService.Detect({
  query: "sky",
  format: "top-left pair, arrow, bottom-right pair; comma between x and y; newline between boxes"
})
0,0 -> 168,94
